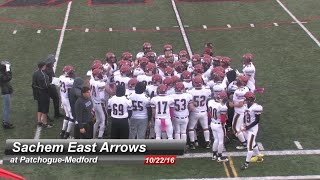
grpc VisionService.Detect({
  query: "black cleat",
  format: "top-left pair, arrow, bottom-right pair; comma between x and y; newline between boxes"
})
60,130 -> 65,139
3,122 -> 14,129
64,132 -> 70,139
189,142 -> 196,150
205,141 -> 211,149
240,163 -> 249,170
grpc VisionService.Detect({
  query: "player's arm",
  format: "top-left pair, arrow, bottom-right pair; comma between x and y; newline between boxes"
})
127,99 -> 133,119
105,83 -> 116,96
246,105 -> 263,130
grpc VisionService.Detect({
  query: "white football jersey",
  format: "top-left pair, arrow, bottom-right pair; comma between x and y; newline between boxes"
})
187,88 -> 211,112
227,81 -> 238,94
167,87 -> 175,95
244,103 -> 263,127
136,52 -> 157,59
183,81 -> 193,91
128,92 -> 150,119
157,54 -> 179,62
207,99 -> 228,123
59,75 -> 74,98
86,70 -> 93,79
243,63 -> 256,91
133,67 -> 145,77
103,63 -> 117,77
113,75 -> 131,89
187,64 -> 194,73
125,89 -> 135,97
89,79 -> 106,103
170,93 -> 193,117
157,68 -> 166,78
146,85 -> 158,99
137,74 -> 153,86
233,86 -> 250,113
108,96 -> 132,119
204,67 -> 212,79
150,95 -> 174,119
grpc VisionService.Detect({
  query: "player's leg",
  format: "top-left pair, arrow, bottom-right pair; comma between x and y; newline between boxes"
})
60,98 -> 69,138
129,118 -> 138,139
198,112 -> 210,148
149,120 -> 155,139
188,113 -> 198,149
180,118 -> 188,141
64,100 -> 75,139
217,124 -> 228,162
154,118 -> 162,139
173,117 -> 181,139
241,131 -> 255,170
233,113 -> 247,149
165,118 -> 173,140
93,104 -> 102,139
137,118 -> 148,139
97,106 -> 106,139
210,123 -> 218,160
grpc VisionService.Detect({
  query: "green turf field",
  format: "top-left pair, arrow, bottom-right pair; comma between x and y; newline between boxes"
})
0,0 -> 320,179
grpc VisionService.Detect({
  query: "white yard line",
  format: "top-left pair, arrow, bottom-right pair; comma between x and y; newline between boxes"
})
170,0 -> 193,57
294,141 -> 303,150
34,1 -> 72,140
276,0 -> 320,47
161,175 -> 320,180
177,149 -> 320,158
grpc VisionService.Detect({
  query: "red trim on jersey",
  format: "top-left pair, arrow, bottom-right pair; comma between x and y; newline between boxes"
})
220,114 -> 226,124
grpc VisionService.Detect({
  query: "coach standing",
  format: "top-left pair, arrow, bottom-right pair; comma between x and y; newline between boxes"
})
75,86 -> 94,139
44,54 -> 63,119
32,62 -> 52,128
0,61 -> 14,129
108,85 -> 132,139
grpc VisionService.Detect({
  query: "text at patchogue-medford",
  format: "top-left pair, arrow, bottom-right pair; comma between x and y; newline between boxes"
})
5,139 -> 185,155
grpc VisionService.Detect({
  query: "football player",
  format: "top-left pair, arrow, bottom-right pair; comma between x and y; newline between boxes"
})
86,60 -> 103,86
208,91 -> 229,162
137,63 -> 155,86
150,84 -> 175,139
90,68 -> 108,139
178,50 -> 189,60
181,70 -> 193,90
240,92 -> 264,170
173,61 -> 184,78
158,44 -> 178,67
187,76 -> 212,149
179,57 -> 190,71
136,42 -> 155,59
133,57 -> 149,77
242,53 -> 256,92
156,57 -> 167,78
187,54 -> 201,72
113,65 -> 131,89
59,65 -> 75,139
126,78 -> 137,97
103,52 -> 117,78
221,56 -> 233,73
146,74 -> 162,99
229,75 -> 250,149
146,51 -> 157,64
163,76 -> 175,95
171,82 -> 194,140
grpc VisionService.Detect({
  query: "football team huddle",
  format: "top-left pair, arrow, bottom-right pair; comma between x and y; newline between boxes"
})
58,42 -> 264,170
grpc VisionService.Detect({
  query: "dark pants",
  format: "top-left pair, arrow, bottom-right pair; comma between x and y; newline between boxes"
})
48,85 -> 60,116
37,90 -> 50,113
74,124 -> 80,139
111,117 -> 129,139
79,122 -> 93,139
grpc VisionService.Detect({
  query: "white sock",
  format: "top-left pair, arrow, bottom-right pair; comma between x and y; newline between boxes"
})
204,129 -> 210,142
62,120 -> 68,131
66,121 -> 74,133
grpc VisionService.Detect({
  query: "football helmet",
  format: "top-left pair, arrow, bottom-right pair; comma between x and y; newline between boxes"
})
157,84 -> 167,95
122,52 -> 133,62
173,61 -> 184,73
165,67 -> 174,76
216,91 -> 228,104
143,42 -> 152,53
191,54 -> 201,66
91,62 -> 103,71
179,50 -> 189,59
92,59 -> 102,66
175,82 -> 185,93
202,55 -> 212,70
146,51 -> 157,63
163,76 -> 172,88
128,78 -> 138,89
194,64 -> 204,75
120,65 -> 131,77
63,65 -> 74,77
145,63 -> 156,75
163,44 -> 173,58
92,68 -> 103,80
139,57 -> 150,70
236,75 -> 249,87
243,53 -> 253,65
212,56 -> 222,67
221,56 -> 231,68
213,71 -> 225,82
157,57 -> 167,68
171,75 -> 180,84
117,60 -> 131,69
181,70 -> 192,82
212,66 -> 225,74
152,74 -> 162,85
105,52 -> 116,63
192,76 -> 203,88
244,91 -> 256,102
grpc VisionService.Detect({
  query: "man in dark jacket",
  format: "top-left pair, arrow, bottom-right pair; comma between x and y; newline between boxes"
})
0,61 -> 14,129
66,77 -> 84,139
44,54 -> 63,119
75,86 -> 93,139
